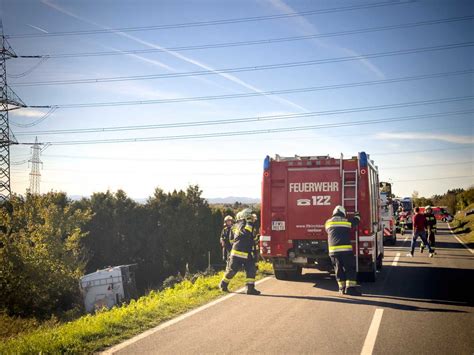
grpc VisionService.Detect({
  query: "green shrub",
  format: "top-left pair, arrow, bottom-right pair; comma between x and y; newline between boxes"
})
0,263 -> 272,354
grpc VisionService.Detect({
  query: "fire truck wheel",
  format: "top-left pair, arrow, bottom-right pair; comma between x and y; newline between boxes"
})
274,267 -> 301,281
376,255 -> 383,270
358,264 -> 376,282
274,270 -> 289,280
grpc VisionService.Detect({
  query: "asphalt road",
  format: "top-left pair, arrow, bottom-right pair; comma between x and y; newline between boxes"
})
108,222 -> 474,355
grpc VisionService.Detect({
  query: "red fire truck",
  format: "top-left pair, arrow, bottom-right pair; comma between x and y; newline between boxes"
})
260,152 -> 383,282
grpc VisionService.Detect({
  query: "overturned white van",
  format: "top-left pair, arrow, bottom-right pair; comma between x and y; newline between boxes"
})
79,264 -> 138,313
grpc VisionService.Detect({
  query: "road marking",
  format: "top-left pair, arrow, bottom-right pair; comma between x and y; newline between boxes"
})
448,222 -> 474,254
361,308 -> 384,355
391,252 -> 400,266
102,277 -> 272,354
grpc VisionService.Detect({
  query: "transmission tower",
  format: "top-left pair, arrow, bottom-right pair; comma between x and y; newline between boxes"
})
27,136 -> 42,194
1,20 -> 26,203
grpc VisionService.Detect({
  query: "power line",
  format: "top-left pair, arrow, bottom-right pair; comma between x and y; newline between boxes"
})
18,15 -> 473,58
36,108 -> 474,145
372,146 -> 474,156
382,160 -> 473,169
14,69 -> 472,109
11,160 -> 473,174
13,97 -> 474,136
392,175 -> 473,183
21,146 -> 472,163
6,1 -> 415,39
11,42 -> 474,88
10,107 -> 57,128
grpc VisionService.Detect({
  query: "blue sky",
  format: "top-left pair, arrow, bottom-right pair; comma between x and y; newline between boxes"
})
4,0 -> 474,199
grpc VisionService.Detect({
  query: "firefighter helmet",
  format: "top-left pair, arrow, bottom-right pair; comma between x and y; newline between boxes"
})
237,208 -> 253,221
251,213 -> 258,222
224,215 -> 234,222
332,205 -> 346,217
425,205 -> 432,212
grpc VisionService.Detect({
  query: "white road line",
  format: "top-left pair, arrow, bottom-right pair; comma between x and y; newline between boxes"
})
102,277 -> 272,354
448,222 -> 474,254
391,252 -> 400,266
361,308 -> 384,355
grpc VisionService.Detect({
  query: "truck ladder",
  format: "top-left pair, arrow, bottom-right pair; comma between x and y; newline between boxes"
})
342,170 -> 359,272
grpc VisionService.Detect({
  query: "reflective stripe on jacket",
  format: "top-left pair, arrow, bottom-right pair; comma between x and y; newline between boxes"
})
325,214 -> 360,256
424,213 -> 437,230
230,220 -> 254,258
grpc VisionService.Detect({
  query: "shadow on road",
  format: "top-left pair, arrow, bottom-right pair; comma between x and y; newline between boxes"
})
277,263 -> 474,310
257,293 -> 467,313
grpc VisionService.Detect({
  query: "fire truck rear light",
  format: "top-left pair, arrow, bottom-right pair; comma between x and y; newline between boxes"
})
363,248 -> 370,255
363,229 -> 370,235
362,242 -> 369,247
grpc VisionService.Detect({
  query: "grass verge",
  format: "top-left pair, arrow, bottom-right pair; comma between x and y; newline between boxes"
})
0,262 -> 273,354
450,203 -> 474,246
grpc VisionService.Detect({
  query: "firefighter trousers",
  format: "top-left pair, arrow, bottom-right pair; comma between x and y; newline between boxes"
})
330,252 -> 357,290
427,229 -> 436,248
222,255 -> 256,285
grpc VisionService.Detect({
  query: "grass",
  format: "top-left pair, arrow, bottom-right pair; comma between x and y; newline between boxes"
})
450,203 -> 474,246
0,262 -> 273,354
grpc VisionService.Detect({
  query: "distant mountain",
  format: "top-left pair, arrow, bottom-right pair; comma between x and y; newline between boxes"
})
67,195 -> 259,205
206,196 -> 260,204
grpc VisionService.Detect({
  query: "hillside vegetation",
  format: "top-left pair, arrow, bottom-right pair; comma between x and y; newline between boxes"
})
451,203 -> 474,246
0,262 -> 272,354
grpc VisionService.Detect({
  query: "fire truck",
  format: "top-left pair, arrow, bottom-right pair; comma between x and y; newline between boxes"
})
260,152 -> 383,282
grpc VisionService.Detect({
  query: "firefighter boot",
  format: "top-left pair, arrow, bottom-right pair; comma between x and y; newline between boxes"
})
420,242 -> 424,254
246,284 -> 261,295
219,280 -> 229,292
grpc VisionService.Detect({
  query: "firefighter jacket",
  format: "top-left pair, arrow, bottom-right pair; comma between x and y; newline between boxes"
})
220,226 -> 232,251
230,220 -> 255,259
324,213 -> 360,256
424,212 -> 437,231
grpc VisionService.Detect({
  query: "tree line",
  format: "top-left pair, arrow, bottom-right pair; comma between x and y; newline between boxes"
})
411,186 -> 474,214
0,185 -> 255,318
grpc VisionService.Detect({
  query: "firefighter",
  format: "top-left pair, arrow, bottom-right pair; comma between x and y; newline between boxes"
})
397,207 -> 408,235
250,213 -> 260,268
219,208 -> 261,295
220,215 -> 234,261
324,205 -> 361,296
422,206 -> 437,254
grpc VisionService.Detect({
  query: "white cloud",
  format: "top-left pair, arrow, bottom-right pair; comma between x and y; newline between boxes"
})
264,0 -> 385,79
42,0 -> 309,113
10,109 -> 50,118
376,132 -> 474,145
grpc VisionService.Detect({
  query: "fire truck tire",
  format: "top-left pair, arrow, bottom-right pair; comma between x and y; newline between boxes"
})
376,255 -> 383,270
358,263 -> 376,282
274,267 -> 302,281
274,270 -> 288,280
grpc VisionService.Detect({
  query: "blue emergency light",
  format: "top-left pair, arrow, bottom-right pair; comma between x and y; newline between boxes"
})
359,151 -> 368,168
263,155 -> 270,171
